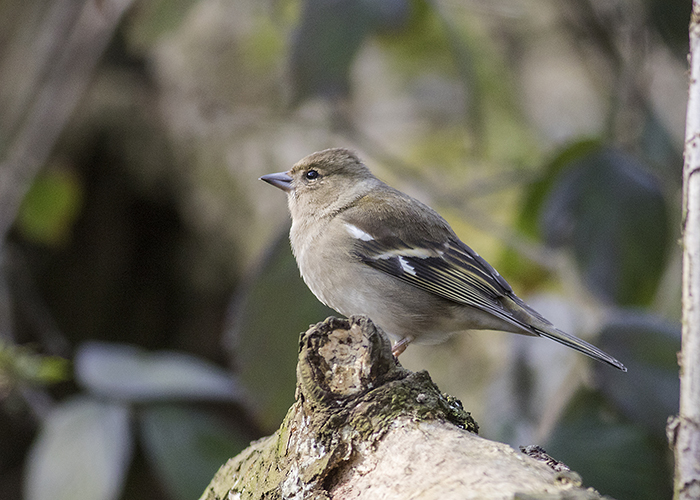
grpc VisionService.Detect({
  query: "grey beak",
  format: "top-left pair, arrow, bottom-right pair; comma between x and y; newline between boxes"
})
260,171 -> 293,192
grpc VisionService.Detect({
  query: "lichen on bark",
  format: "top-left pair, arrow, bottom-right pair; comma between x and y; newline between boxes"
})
200,316 -> 610,500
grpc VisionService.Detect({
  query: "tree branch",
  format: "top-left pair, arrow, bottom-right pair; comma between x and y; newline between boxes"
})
674,2 -> 700,498
201,316 -> 610,500
0,0 -> 135,241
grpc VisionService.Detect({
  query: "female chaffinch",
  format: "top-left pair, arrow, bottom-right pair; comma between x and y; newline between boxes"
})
261,148 -> 626,371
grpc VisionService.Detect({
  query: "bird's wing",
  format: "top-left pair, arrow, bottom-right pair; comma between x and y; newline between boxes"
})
354,234 -> 627,371
340,193 -> 626,371
339,191 -> 523,327
354,232 -> 527,328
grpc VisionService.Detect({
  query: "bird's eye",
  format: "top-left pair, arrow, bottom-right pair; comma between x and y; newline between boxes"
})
305,169 -> 319,180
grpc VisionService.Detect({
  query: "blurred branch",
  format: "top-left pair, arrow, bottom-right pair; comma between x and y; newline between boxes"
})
0,0 -> 83,141
673,2 -> 700,498
560,0 -> 621,69
432,1 -> 484,152
559,0 -> 650,146
0,0 -> 135,242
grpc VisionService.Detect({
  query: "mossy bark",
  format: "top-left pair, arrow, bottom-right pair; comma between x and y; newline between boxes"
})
200,316 -> 611,500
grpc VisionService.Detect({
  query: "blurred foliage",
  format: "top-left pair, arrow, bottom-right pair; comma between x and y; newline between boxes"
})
546,389 -> 672,500
15,167 -> 83,247
138,405 -> 249,500
376,0 -> 454,74
540,147 -> 670,306
0,342 -> 69,392
594,313 -> 681,436
125,0 -> 199,51
640,109 -> 684,181
518,140 -> 602,240
497,140 -> 602,290
74,342 -> 245,402
646,0 -> 692,58
24,342 -> 250,500
289,0 -> 414,104
0,0 -> 687,499
289,0 -> 381,103
25,397 -> 133,500
553,312 -> 681,500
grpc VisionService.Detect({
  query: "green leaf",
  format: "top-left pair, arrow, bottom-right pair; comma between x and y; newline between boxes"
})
75,341 -> 244,403
497,140 -> 601,289
138,405 -> 249,500
539,147 -> 670,306
519,139 -> 601,239
25,397 -> 132,500
16,167 -> 83,246
0,341 -> 70,389
545,389 -> 672,500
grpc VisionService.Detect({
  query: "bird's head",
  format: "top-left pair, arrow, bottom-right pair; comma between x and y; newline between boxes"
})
260,148 -> 378,218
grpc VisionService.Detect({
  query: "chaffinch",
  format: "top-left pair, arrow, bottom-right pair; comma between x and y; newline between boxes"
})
260,148 -> 626,371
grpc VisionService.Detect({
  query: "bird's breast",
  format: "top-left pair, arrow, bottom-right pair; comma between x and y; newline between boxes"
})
290,219 -> 359,310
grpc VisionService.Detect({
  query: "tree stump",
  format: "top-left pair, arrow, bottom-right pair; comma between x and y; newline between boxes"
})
200,316 -> 611,500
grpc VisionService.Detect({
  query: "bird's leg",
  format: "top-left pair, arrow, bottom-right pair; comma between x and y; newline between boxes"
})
391,337 -> 413,357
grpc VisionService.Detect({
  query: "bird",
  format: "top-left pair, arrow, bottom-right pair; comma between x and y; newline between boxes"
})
260,148 -> 626,371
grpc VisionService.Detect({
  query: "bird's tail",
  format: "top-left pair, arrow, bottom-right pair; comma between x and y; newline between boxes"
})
505,296 -> 627,372
533,324 -> 627,372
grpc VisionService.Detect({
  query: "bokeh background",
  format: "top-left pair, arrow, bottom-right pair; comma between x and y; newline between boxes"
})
0,0 -> 688,499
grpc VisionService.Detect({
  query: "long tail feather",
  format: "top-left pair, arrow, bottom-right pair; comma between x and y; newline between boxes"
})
504,295 -> 627,371
533,325 -> 627,372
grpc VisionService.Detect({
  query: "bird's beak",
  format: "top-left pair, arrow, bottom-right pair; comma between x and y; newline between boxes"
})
260,171 -> 293,192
